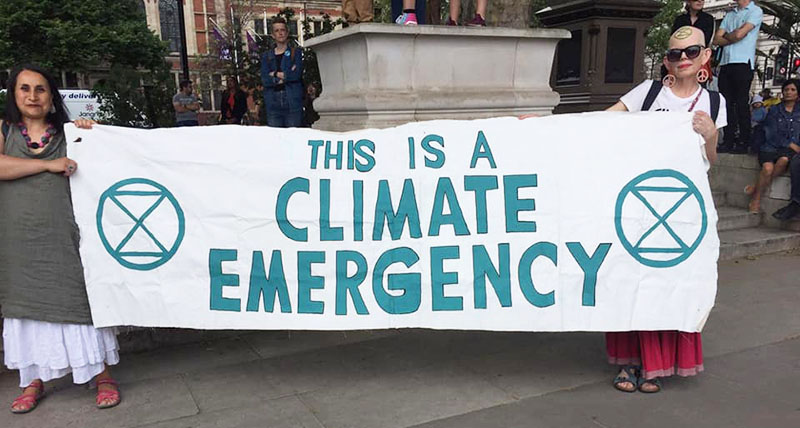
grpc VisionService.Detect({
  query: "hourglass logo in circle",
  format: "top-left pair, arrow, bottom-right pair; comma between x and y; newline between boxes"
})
615,169 -> 708,268
96,178 -> 185,271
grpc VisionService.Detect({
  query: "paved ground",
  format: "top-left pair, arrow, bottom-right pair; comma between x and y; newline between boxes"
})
1,252 -> 798,428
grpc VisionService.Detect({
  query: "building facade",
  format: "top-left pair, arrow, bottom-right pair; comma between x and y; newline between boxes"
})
141,0 -> 342,119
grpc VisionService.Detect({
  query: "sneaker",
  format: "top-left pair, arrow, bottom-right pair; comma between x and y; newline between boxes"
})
466,14 -> 486,26
772,202 -> 800,221
446,18 -> 458,26
395,12 -> 418,25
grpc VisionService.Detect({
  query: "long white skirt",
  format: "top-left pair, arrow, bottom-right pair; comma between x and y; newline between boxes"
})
3,318 -> 120,388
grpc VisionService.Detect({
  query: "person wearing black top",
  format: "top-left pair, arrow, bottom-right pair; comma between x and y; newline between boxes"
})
671,0 -> 715,47
220,77 -> 248,125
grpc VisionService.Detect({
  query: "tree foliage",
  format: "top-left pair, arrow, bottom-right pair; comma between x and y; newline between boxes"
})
645,0 -> 685,71
0,0 -> 175,127
760,0 -> 800,54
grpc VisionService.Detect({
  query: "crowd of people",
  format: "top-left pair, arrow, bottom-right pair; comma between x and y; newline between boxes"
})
675,0 -> 799,220
2,0 -> 800,417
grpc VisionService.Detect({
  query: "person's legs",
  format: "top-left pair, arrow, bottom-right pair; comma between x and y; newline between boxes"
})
355,0 -> 374,22
773,154 -> 800,220
750,160 -> 775,213
285,108 -> 303,128
342,0 -> 357,23
449,0 -> 460,22
732,65 -> 754,152
395,0 -> 418,24
476,0 -> 488,17
717,65 -> 737,151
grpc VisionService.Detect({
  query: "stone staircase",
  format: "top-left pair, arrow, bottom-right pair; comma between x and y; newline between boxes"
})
712,154 -> 800,260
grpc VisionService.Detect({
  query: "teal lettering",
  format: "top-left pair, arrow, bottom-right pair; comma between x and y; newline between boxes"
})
373,179 -> 422,241
308,140 -> 324,169
372,247 -> 421,314
422,134 -> 445,168
209,249 -> 240,312
428,177 -> 470,237
431,246 -> 462,311
472,244 -> 511,308
325,140 -> 344,169
320,179 -> 344,241
246,250 -> 292,313
276,177 -> 309,242
469,131 -> 497,168
518,242 -> 557,308
566,242 -> 612,307
503,174 -> 537,233
297,251 -> 325,314
464,175 -> 498,234
335,251 -> 370,315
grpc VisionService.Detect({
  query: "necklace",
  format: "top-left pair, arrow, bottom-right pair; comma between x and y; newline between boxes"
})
687,88 -> 703,113
18,123 -> 56,149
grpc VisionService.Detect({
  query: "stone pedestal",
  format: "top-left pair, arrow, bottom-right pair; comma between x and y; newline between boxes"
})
538,0 -> 661,113
305,24 -> 570,131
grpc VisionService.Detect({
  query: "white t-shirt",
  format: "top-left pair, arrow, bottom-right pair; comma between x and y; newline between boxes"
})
620,80 -> 728,129
620,80 -> 727,168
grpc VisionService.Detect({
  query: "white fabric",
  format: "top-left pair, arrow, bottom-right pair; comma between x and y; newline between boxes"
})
65,117 -> 719,332
3,318 -> 119,388
621,80 -> 728,169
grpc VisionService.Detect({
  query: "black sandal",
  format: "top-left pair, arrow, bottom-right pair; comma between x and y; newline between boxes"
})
613,365 -> 640,393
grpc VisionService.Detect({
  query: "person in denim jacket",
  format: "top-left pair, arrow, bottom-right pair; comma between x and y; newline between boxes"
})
746,79 -> 800,213
260,18 -> 304,128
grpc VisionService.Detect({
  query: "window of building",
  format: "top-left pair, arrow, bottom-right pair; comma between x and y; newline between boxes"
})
556,30 -> 582,86
605,28 -> 636,84
159,0 -> 182,53
65,72 -> 79,89
254,18 -> 265,35
313,20 -> 322,35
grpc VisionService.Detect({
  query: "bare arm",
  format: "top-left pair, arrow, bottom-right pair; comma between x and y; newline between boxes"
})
173,101 -> 188,113
713,27 -> 730,47
723,22 -> 755,43
0,120 -> 79,180
606,101 -> 629,112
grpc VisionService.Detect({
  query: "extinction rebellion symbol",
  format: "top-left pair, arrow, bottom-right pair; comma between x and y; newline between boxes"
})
614,169 -> 707,268
96,178 -> 185,271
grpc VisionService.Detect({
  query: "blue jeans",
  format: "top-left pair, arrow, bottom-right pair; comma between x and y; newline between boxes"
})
266,91 -> 303,128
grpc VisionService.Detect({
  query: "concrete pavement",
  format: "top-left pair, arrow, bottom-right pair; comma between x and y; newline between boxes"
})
1,251 -> 798,428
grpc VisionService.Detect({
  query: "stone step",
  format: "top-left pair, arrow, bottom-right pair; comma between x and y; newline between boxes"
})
719,227 -> 800,261
717,206 -> 762,231
712,190 -> 727,207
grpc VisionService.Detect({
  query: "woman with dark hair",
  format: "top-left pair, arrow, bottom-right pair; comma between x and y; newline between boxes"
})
220,77 -> 248,125
746,79 -> 800,213
0,64 -> 121,413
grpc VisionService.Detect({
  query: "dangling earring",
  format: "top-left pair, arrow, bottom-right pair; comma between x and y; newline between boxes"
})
696,68 -> 709,84
49,104 -> 56,114
662,74 -> 676,88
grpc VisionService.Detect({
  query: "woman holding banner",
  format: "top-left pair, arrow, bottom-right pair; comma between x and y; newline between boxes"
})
0,65 -> 121,413
604,26 -> 726,392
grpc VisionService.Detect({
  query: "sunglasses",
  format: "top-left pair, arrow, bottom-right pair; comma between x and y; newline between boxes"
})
666,45 -> 704,62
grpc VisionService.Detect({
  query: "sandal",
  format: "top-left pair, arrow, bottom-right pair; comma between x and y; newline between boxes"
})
10,379 -> 45,414
638,377 -> 662,393
95,378 -> 121,409
748,198 -> 761,214
612,365 -> 640,393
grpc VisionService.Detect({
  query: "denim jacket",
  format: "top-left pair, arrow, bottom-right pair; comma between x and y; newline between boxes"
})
763,102 -> 800,152
260,47 -> 304,111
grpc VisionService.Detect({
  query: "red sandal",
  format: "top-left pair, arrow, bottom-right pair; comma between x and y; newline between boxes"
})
95,378 -> 121,409
10,379 -> 45,414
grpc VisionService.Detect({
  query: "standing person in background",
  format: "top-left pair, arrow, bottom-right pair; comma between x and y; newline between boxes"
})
672,0 -> 714,47
303,83 -> 320,128
343,0 -> 373,24
260,18 -> 304,128
446,0 -> 489,26
0,64 -> 121,414
173,80 -> 201,127
219,77 -> 248,125
714,0 -> 763,154
393,0 -> 425,25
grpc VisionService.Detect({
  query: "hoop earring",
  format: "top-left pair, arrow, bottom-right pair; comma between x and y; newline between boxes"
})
662,74 -> 676,88
696,68 -> 709,83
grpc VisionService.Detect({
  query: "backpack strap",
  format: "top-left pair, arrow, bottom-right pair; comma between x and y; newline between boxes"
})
641,80 -> 663,112
708,90 -> 720,122
1,121 -> 9,139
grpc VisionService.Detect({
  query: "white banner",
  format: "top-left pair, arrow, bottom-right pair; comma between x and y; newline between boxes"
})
67,113 -> 718,332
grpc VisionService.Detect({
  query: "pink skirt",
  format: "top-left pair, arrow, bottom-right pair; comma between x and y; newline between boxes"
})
606,331 -> 703,380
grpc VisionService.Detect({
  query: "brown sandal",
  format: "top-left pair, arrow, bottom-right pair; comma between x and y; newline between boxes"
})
10,379 -> 45,414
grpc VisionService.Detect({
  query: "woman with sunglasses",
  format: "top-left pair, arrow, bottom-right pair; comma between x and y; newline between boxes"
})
605,26 -> 726,393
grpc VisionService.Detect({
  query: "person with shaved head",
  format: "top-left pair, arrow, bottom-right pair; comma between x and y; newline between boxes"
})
714,0 -> 763,153
604,26 -> 726,393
